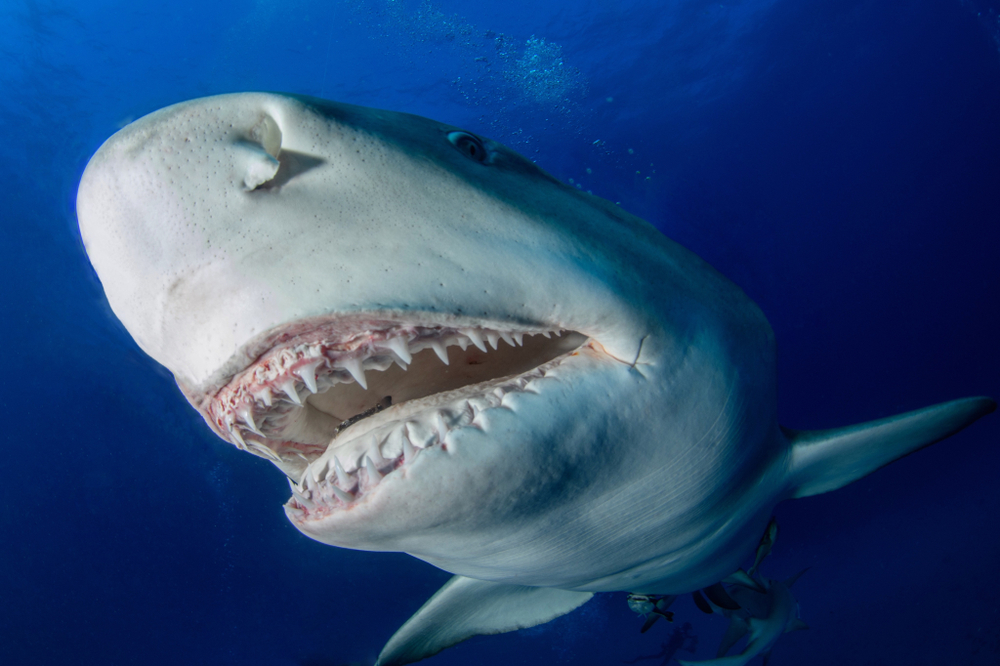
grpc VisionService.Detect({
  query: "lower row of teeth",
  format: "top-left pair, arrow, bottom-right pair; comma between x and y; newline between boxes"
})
284,369 -> 543,519
213,327 -> 564,449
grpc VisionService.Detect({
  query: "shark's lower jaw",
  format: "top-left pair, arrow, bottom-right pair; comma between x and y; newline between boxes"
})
202,318 -> 588,515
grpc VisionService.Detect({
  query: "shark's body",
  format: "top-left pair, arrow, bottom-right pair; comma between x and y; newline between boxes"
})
76,93 -> 993,665
679,572 -> 808,666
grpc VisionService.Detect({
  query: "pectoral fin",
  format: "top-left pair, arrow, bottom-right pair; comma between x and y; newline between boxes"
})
640,613 -> 663,633
717,616 -> 750,657
692,589 -> 714,614
786,618 -> 809,632
723,569 -> 766,594
787,397 -> 994,498
703,583 -> 741,610
782,568 -> 809,589
377,576 -> 593,666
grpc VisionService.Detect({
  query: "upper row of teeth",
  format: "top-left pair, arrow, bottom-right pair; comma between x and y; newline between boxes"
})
214,327 -> 565,449
284,370 -> 543,519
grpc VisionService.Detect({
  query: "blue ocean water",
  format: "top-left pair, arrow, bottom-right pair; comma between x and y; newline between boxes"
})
2,0 -> 999,664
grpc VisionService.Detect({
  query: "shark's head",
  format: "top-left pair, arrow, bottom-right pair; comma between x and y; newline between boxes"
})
78,93 -> 779,591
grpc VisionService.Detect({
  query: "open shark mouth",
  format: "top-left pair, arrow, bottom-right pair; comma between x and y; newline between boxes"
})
203,319 -> 588,520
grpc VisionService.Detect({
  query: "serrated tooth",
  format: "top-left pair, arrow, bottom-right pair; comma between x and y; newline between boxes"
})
292,488 -> 316,510
385,337 -> 412,365
330,486 -> 355,503
402,434 -> 416,464
499,331 -> 515,347
279,379 -> 302,405
228,423 -> 247,449
554,329 -> 563,337
456,337 -> 470,351
380,427 -> 405,462
303,470 -> 318,492
365,456 -> 383,484
430,341 -> 450,365
541,330 -> 552,339
287,477 -> 300,494
284,504 -> 305,520
405,420 -> 436,449
296,361 -> 322,394
369,436 -> 387,466
512,332 -> 524,346
237,405 -> 263,435
434,411 -> 448,436
253,387 -> 273,407
486,331 -> 500,349
467,395 -> 495,414
310,460 -> 328,485
248,441 -> 280,463
464,329 -> 487,352
340,357 -> 368,390
333,456 -> 352,488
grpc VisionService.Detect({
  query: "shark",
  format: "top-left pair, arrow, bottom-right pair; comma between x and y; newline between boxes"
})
76,93 -> 994,665
678,519 -> 805,666
679,570 -> 809,666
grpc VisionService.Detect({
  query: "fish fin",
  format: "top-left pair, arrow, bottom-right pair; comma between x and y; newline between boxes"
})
782,568 -> 809,589
723,569 -> 765,593
678,652 -> 755,666
692,589 -> 714,614
376,576 -> 592,666
717,616 -> 750,657
703,583 -> 741,610
640,614 -> 661,633
655,594 -> 678,611
786,397 -> 995,499
749,518 -> 779,577
786,618 -> 809,632
679,618 -> 775,666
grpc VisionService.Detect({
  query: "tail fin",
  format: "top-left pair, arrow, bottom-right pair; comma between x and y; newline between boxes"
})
786,396 -> 995,499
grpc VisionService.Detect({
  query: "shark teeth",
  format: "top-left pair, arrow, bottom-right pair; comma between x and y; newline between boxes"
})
284,370 -> 548,521
288,478 -> 317,510
279,379 -> 302,406
462,329 -> 488,352
364,456 -> 383,483
384,337 -> 413,365
330,485 -> 355,504
368,437 -> 387,466
339,357 -> 368,390
295,360 -> 323,394
333,456 -> 351,487
430,341 -> 449,365
210,324 -> 578,465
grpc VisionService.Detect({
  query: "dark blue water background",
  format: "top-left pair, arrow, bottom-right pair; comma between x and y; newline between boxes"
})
2,0 -> 999,664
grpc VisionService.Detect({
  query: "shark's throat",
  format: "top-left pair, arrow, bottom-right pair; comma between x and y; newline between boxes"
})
205,320 -> 587,501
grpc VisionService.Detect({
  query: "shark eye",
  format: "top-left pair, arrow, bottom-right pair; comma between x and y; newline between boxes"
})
447,131 -> 489,164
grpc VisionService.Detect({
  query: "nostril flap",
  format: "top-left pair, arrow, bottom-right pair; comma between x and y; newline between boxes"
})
249,114 -> 282,159
242,114 -> 283,190
243,150 -> 280,190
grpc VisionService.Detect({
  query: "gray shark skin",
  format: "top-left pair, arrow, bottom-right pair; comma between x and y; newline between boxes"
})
76,93 -> 994,665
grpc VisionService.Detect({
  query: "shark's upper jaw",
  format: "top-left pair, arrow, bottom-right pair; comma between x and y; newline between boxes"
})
193,313 -> 588,485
